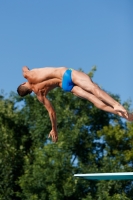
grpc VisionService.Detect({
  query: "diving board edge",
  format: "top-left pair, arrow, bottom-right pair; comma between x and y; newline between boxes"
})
74,172 -> 133,180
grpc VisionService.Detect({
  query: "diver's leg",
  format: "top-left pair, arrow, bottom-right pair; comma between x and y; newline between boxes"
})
72,70 -> 128,117
71,86 -> 130,120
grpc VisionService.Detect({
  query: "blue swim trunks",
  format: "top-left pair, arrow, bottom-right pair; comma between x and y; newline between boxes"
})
62,68 -> 75,92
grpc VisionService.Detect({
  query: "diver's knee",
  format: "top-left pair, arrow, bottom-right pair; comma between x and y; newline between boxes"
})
92,84 -> 101,98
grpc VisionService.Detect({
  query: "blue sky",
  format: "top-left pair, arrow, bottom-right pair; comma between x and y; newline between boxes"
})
0,0 -> 133,108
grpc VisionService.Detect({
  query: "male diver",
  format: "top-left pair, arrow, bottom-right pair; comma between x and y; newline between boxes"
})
17,66 -> 133,142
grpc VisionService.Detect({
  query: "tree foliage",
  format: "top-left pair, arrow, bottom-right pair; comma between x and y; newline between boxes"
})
0,68 -> 133,200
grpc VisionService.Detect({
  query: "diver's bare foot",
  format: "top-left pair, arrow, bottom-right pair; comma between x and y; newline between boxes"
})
128,113 -> 133,121
114,103 -> 128,118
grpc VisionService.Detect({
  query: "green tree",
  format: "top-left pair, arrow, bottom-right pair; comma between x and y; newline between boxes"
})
0,94 -> 32,200
0,67 -> 133,199
17,68 -> 133,199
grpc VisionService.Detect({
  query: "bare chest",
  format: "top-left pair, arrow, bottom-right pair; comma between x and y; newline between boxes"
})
31,79 -> 61,95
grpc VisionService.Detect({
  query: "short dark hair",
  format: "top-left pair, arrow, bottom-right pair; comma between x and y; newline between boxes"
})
17,85 -> 31,97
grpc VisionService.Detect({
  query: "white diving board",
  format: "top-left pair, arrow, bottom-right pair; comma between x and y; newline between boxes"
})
74,172 -> 133,180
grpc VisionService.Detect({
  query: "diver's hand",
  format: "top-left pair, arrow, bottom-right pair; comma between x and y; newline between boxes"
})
48,129 -> 58,142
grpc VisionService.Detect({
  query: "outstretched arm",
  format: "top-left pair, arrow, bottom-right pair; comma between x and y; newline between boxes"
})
37,92 -> 58,142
